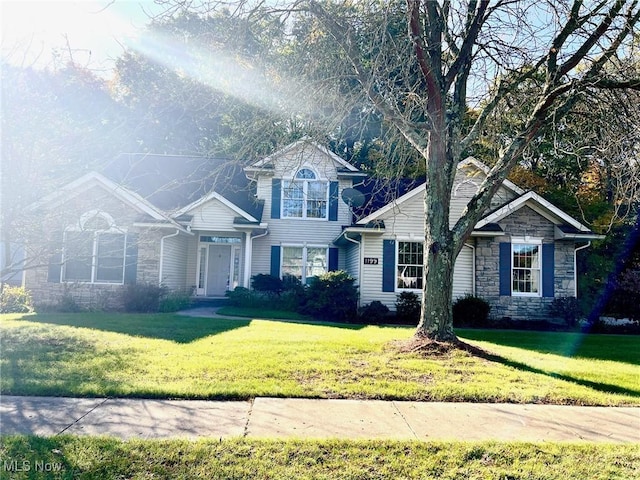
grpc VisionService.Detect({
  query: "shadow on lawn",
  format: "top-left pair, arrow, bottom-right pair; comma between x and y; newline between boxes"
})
1,328 -> 141,397
12,313 -> 251,343
459,341 -> 640,399
459,329 -> 640,365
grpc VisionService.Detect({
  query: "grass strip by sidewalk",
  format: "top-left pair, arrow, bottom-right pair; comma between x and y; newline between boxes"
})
1,436 -> 639,480
1,312 -> 639,405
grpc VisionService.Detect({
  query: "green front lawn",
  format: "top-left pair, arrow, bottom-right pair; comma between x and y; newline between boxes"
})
1,312 -> 639,405
1,436 -> 639,480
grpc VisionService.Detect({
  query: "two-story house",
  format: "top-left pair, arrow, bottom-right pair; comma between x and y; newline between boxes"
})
23,139 -> 602,320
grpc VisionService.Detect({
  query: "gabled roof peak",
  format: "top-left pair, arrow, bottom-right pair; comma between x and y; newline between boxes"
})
245,138 -> 361,173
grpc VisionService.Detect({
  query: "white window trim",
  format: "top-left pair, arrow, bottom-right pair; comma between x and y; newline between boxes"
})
281,244 -> 329,283
511,236 -> 542,297
281,167 -> 330,221
62,226 -> 128,285
396,238 -> 424,292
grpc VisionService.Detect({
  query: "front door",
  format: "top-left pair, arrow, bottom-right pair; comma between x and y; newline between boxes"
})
206,244 -> 232,296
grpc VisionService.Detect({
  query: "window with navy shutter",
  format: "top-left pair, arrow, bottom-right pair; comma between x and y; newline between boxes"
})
270,245 -> 281,277
382,239 -> 396,292
271,179 -> 281,219
499,242 -> 511,296
328,247 -> 339,271
542,243 -> 555,297
328,181 -> 339,221
47,231 -> 64,283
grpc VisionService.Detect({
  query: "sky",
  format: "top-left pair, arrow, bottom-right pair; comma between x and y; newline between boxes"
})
1,0 -> 161,74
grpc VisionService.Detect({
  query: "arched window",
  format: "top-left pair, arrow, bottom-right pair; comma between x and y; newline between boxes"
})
282,168 -> 328,219
63,211 -> 127,284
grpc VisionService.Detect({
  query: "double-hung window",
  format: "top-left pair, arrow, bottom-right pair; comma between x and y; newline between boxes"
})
282,246 -> 327,283
397,241 -> 423,290
282,168 -> 328,219
512,240 -> 541,296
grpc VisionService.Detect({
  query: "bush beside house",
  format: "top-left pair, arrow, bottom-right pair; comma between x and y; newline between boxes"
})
0,286 -> 34,313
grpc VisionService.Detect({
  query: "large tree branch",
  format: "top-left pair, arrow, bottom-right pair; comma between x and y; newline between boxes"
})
407,0 -> 443,113
590,78 -> 640,89
444,0 -> 490,91
558,0 -> 627,78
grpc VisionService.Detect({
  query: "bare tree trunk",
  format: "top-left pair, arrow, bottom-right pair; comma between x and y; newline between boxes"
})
417,236 -> 456,341
415,120 -> 458,342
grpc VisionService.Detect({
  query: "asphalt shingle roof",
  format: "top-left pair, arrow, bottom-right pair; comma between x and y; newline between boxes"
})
103,154 -> 263,221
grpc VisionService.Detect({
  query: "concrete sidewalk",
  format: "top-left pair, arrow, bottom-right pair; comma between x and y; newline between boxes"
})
1,395 -> 638,443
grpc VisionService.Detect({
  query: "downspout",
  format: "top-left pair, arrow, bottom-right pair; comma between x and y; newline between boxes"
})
574,241 -> 591,298
244,228 -> 269,288
343,232 -> 362,306
159,229 -> 181,286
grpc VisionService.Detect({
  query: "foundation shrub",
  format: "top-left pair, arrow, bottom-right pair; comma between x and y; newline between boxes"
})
301,271 -> 358,322
358,301 -> 390,324
395,292 -> 420,324
122,283 -> 167,313
0,286 -> 34,313
453,295 -> 491,328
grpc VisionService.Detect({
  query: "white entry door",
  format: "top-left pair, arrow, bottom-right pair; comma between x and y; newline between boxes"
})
206,244 -> 232,296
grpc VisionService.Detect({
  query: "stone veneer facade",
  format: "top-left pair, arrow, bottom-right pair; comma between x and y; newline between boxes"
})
475,206 -> 576,321
23,185 -> 165,310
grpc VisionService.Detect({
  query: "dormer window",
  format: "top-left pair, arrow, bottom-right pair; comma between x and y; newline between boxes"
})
282,168 -> 328,219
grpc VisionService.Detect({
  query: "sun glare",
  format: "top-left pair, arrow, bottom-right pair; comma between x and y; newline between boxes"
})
1,1 -> 146,70
128,29 -> 311,117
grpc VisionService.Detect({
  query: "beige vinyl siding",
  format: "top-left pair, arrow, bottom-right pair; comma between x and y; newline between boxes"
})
271,145 -> 345,179
452,244 -> 474,300
343,241 -> 360,283
160,234 -> 188,291
188,198 -> 245,231
359,235 -> 397,309
450,166 -> 517,227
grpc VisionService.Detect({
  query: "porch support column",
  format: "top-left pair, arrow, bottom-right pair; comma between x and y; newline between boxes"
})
243,232 -> 252,288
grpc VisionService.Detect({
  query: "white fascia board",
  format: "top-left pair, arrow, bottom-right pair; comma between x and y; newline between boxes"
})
314,144 -> 361,172
476,191 -> 591,232
554,226 -> 605,240
174,191 -> 258,223
356,183 -> 426,225
343,226 -> 386,235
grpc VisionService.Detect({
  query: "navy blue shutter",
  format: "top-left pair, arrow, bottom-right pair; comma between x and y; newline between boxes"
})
47,231 -> 64,283
328,248 -> 339,271
328,181 -> 339,221
499,242 -> 511,296
270,246 -> 281,278
542,243 -> 555,297
382,239 -> 396,292
271,179 -> 281,219
123,233 -> 138,285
